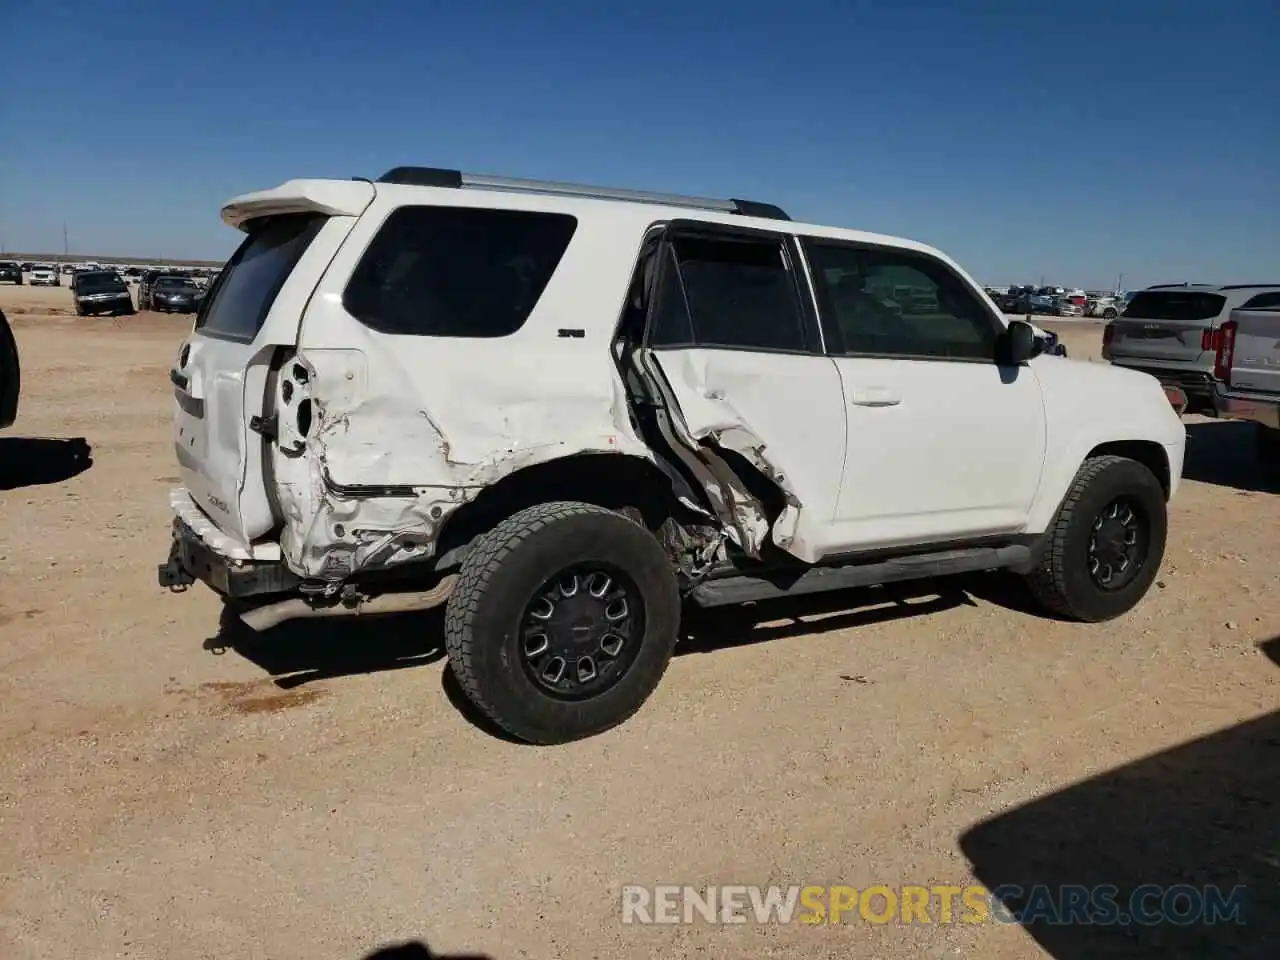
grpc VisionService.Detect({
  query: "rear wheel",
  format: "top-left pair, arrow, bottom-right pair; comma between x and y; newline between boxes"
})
1024,455 -> 1167,621
444,501 -> 680,744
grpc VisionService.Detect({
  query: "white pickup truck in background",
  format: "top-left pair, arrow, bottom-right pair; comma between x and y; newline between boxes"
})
1213,306 -> 1280,477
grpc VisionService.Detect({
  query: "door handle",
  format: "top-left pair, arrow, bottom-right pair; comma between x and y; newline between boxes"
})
850,387 -> 901,407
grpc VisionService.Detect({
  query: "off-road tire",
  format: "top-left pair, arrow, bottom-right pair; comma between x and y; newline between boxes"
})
444,501 -> 681,744
1256,424 -> 1280,480
1024,455 -> 1167,622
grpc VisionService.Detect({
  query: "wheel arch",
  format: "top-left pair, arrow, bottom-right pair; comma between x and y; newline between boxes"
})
433,451 -> 695,566
1027,435 -> 1171,533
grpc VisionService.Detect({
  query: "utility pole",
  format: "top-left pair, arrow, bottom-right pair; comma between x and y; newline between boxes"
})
63,221 -> 69,257
1116,272 -> 1125,295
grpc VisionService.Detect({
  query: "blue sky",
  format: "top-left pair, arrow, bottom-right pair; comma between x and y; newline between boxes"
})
1,0 -> 1277,289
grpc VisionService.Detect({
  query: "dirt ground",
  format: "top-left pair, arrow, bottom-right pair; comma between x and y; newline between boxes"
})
1,286 -> 1277,960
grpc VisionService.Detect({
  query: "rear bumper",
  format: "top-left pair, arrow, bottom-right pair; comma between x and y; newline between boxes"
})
158,519 -> 301,598
1212,385 -> 1280,429
77,302 -> 132,314
1104,359 -> 1216,406
158,487 -> 298,598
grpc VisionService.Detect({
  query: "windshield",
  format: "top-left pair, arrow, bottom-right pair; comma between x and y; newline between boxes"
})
1122,291 -> 1226,322
196,213 -> 326,340
78,273 -> 126,293
156,278 -> 197,290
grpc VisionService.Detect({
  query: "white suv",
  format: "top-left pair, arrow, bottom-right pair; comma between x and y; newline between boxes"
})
28,264 -> 60,287
157,166 -> 1187,744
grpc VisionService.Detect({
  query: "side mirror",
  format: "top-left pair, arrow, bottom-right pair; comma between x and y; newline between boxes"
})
999,319 -> 1040,365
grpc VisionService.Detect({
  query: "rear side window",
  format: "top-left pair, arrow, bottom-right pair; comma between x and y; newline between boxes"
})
1121,291 -> 1226,322
343,206 -> 577,338
196,214 -> 325,341
1239,291 -> 1280,310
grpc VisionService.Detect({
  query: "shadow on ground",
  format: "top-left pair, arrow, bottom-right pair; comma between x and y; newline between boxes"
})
206,602 -> 447,690
209,576 -> 996,686
362,940 -> 492,959
208,575 -> 1039,738
1183,420 -> 1279,493
0,436 -> 92,490
675,578 -> 982,653
959,635 -> 1280,958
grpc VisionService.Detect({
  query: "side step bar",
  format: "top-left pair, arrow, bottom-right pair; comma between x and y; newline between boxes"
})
690,544 -> 1033,608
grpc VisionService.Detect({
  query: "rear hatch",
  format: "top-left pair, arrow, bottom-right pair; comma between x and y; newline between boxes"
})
1106,289 -> 1226,365
170,179 -> 373,546
1226,307 -> 1280,395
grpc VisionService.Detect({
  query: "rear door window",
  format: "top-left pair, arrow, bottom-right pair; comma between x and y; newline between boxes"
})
648,234 -> 809,353
342,206 -> 577,338
195,213 -> 326,341
1121,291 -> 1226,322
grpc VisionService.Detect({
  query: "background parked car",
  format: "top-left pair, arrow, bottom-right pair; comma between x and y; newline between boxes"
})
1029,292 -> 1059,315
149,276 -> 200,313
1087,295 -> 1121,319
28,264 -> 60,286
0,261 -> 23,285
72,271 -> 135,316
1103,283 -> 1280,415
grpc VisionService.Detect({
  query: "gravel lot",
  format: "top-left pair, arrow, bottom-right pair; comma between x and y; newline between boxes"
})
1,284 -> 1277,959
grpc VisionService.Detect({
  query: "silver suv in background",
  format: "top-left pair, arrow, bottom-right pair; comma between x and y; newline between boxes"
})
1212,304 -> 1280,478
1102,284 -> 1280,415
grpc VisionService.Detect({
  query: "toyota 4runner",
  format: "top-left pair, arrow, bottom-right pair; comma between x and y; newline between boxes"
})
157,166 -> 1187,744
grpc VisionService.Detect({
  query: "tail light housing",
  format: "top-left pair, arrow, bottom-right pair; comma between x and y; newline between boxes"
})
1214,319 -> 1237,382
1102,323 -> 1115,346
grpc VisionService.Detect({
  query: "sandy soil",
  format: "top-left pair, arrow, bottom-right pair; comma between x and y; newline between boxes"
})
1,287 -> 1277,960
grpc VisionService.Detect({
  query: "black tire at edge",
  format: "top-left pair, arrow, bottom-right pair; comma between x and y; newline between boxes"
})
444,501 -> 681,745
1024,455 -> 1168,622
1255,423 -> 1280,477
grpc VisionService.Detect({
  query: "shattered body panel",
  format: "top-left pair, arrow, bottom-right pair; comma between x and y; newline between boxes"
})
271,343 -> 655,580
642,348 -> 848,564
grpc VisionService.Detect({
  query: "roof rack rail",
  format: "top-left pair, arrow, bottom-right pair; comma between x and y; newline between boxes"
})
1219,283 -> 1280,290
373,166 -> 790,221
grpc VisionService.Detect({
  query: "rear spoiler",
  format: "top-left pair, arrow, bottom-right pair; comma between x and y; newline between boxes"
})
220,179 -> 377,231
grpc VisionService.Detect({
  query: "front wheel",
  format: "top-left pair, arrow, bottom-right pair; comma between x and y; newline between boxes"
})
1103,308 -> 1117,319
444,501 -> 680,744
1024,455 -> 1167,621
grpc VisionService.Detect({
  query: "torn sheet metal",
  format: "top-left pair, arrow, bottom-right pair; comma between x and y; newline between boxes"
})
269,346 -> 660,580
641,350 -> 814,559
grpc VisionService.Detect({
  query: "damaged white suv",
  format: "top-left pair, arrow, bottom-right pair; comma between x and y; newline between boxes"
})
158,166 -> 1187,744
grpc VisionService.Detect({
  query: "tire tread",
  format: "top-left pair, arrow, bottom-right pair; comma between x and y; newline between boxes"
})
1026,454 -> 1135,620
444,500 -> 643,738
